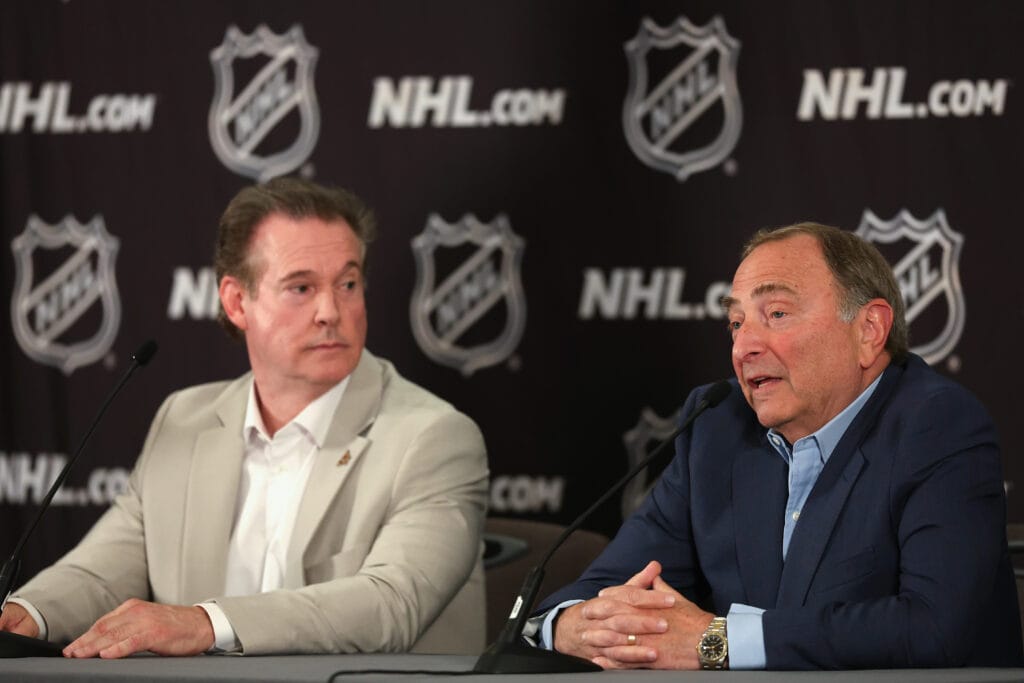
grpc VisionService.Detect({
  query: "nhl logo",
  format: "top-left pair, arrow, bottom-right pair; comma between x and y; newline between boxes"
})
209,24 -> 320,182
855,209 -> 966,365
623,16 -> 742,182
10,215 -> 121,374
410,214 -> 526,376
621,407 -> 682,519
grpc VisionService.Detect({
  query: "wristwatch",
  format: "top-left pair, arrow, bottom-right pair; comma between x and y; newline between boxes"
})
696,616 -> 728,669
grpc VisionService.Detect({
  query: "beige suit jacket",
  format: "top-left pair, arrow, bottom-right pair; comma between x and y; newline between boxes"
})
16,349 -> 489,654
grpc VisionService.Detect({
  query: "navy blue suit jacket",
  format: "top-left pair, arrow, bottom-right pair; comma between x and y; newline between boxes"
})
539,355 -> 1022,668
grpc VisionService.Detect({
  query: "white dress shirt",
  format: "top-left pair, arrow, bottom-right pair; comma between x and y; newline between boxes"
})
199,377 -> 350,652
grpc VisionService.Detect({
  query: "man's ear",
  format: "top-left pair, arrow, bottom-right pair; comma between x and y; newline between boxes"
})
219,275 -> 249,332
857,298 -> 894,368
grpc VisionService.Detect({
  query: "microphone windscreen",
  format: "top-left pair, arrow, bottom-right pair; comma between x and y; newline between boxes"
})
131,340 -> 159,367
703,380 -> 732,408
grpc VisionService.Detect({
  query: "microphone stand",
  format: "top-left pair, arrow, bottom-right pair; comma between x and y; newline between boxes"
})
0,341 -> 158,657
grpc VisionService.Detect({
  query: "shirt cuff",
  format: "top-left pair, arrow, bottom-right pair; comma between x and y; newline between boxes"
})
196,602 -> 240,653
536,599 -> 584,650
6,597 -> 47,640
726,603 -> 766,670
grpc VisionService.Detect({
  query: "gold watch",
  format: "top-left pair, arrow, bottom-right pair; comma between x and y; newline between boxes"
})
696,616 -> 728,669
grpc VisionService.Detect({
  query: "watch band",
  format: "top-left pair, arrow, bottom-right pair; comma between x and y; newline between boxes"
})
697,616 -> 729,670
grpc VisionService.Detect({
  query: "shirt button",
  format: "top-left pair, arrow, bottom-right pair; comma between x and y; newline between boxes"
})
792,511 -> 800,521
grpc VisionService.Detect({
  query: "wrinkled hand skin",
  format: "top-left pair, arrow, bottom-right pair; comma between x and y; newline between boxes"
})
62,599 -> 215,659
0,602 -> 40,638
553,560 -> 714,670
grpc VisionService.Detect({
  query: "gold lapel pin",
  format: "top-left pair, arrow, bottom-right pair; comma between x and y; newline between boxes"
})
337,451 -> 351,466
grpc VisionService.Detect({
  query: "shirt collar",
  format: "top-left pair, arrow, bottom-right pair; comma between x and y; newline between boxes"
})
767,373 -> 883,462
243,376 -> 351,447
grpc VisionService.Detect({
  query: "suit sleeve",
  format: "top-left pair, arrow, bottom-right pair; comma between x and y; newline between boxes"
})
536,388 -> 706,613
212,410 -> 489,654
11,393 -> 177,643
762,385 -> 1011,668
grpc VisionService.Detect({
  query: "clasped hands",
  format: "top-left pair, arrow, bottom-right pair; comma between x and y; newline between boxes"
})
0,598 -> 215,658
553,560 -> 714,670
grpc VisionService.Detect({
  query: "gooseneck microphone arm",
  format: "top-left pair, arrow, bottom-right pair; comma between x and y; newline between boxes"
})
0,341 -> 158,622
473,379 -> 732,674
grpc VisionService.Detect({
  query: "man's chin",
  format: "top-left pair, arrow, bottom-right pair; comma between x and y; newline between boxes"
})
317,370 -> 354,385
304,359 -> 358,386
753,407 -> 785,431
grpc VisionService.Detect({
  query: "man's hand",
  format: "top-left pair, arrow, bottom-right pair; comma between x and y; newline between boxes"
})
554,560 -> 716,670
63,599 -> 214,659
553,560 -> 674,664
593,571 -> 715,669
0,602 -> 40,638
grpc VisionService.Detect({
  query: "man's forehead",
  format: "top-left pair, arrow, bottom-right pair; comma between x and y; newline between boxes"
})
725,237 -> 832,307
249,215 -> 363,279
254,212 -> 355,239
736,236 -> 829,282
728,261 -> 806,303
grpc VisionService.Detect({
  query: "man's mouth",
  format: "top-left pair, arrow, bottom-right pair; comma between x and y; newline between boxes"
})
309,340 -> 346,350
748,375 -> 780,390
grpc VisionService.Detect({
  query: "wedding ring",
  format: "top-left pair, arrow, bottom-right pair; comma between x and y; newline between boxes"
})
626,634 -> 637,645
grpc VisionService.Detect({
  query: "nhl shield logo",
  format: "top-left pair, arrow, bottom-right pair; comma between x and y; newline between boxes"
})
10,215 -> 121,374
209,25 -> 320,182
621,407 -> 682,519
410,214 -> 526,376
855,209 -> 966,365
623,16 -> 742,182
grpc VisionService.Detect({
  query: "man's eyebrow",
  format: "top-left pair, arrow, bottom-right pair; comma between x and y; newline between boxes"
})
336,261 -> 362,277
278,261 -> 361,284
279,269 -> 314,284
751,282 -> 797,299
720,283 -> 798,312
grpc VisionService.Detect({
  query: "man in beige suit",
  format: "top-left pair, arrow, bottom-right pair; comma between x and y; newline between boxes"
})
0,178 -> 489,657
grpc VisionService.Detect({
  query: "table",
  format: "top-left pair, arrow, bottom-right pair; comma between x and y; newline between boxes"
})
0,654 -> 1022,682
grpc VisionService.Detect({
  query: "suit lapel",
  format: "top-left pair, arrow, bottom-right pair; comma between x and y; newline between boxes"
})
180,376 -> 249,602
775,360 -> 905,607
284,351 -> 383,588
732,437 -> 788,608
775,448 -> 866,606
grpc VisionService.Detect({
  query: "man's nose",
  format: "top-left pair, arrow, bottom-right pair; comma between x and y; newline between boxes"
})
314,290 -> 341,325
732,322 -> 765,362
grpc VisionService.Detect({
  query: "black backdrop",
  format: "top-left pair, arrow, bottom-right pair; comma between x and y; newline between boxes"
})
2,1 -> 1022,583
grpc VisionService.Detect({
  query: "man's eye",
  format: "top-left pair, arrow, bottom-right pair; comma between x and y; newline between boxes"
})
769,310 -> 786,319
291,285 -> 311,294
728,321 -> 742,332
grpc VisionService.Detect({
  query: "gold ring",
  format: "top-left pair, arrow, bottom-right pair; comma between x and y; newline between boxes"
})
626,634 -> 637,645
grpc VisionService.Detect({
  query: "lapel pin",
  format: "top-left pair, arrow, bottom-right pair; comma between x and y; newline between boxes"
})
337,451 -> 351,466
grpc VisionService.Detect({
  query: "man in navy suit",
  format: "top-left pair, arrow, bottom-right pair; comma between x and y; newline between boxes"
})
535,223 -> 1022,670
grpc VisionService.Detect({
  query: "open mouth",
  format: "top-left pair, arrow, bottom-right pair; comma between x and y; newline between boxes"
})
748,376 -> 780,389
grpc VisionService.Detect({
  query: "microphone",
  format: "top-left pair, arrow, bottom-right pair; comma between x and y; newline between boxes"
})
0,340 -> 159,658
473,380 -> 732,674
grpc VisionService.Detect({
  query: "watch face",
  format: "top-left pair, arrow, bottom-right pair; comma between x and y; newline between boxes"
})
700,634 -> 725,659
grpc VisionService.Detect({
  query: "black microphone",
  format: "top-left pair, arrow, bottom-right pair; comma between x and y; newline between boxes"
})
473,380 -> 732,674
0,340 -> 158,658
